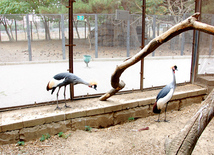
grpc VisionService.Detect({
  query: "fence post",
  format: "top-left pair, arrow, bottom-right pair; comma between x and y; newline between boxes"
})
61,14 -> 66,60
26,14 -> 32,61
95,14 -> 98,58
127,16 -> 130,57
140,0 -> 146,91
152,15 -> 156,56
209,15 -> 214,56
0,21 -> 1,41
15,20 -> 17,41
190,0 -> 202,83
181,14 -> 186,56
59,19 -> 61,40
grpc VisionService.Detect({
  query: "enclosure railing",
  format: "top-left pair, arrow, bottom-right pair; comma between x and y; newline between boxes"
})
0,13 -> 203,60
0,13 -> 213,109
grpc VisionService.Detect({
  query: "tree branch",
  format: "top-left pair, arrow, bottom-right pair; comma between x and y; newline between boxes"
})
99,13 -> 214,101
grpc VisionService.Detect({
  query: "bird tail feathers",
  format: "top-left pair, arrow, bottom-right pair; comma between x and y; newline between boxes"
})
153,102 -> 161,114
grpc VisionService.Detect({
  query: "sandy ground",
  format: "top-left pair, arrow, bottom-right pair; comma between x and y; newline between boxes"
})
0,40 -> 213,154
0,103 -> 214,155
0,39 -> 193,62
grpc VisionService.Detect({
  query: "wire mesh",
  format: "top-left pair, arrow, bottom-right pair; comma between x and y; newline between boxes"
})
0,13 -> 204,108
198,14 -> 214,74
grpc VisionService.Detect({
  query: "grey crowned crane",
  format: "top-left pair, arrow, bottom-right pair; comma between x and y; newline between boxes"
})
47,72 -> 97,110
153,65 -> 177,122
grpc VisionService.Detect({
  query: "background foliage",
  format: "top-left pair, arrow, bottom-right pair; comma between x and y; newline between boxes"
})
0,0 -> 196,15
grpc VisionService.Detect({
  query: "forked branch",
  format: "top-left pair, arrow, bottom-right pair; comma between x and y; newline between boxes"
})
99,13 -> 214,101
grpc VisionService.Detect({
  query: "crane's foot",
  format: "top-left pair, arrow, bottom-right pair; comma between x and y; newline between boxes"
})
164,119 -> 170,122
155,119 -> 161,122
64,103 -> 71,109
55,106 -> 62,110
64,102 -> 71,108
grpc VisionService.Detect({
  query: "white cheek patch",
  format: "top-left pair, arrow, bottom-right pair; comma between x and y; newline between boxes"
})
49,78 -> 65,88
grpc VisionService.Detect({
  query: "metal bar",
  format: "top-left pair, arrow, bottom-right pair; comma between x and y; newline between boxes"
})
152,15 -> 156,56
61,14 -> 66,60
190,0 -> 202,83
26,14 -> 32,61
0,82 -> 190,112
140,0 -> 146,90
0,20 -> 1,41
30,21 -> 33,41
68,0 -> 75,100
15,20 -> 17,41
85,21 -> 86,39
59,20 -> 61,40
181,14 -> 186,56
127,16 -> 130,57
209,15 -> 214,56
95,14 -> 98,58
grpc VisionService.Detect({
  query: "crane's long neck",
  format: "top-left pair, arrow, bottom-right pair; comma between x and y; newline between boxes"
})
171,69 -> 176,87
78,78 -> 90,86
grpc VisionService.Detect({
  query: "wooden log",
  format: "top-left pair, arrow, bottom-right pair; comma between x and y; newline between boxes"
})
99,80 -> 125,101
165,89 -> 214,154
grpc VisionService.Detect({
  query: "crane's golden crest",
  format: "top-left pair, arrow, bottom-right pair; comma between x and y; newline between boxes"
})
171,65 -> 177,69
89,81 -> 97,85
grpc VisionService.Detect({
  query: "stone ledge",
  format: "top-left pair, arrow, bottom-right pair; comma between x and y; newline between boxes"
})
0,86 -> 207,144
0,88 -> 207,133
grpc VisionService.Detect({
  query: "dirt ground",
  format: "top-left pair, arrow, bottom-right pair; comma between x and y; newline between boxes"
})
0,103 -> 213,155
0,40 -> 213,154
0,39 -> 192,63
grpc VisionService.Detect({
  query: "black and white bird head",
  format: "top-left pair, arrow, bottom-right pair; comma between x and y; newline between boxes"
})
171,65 -> 178,73
89,81 -> 97,90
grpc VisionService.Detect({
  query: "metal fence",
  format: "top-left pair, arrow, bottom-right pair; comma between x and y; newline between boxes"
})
0,13 -> 198,61
198,14 -> 214,75
0,13 -> 213,109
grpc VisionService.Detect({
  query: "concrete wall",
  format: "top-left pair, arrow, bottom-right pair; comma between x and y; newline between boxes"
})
0,88 -> 206,144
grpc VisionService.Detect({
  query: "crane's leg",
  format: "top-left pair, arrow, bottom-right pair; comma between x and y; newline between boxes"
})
63,86 -> 71,108
164,102 -> 169,122
55,87 -> 62,110
155,114 -> 161,122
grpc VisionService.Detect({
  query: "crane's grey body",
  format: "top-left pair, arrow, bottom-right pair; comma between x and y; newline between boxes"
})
47,72 -> 96,110
51,72 -> 89,93
153,66 -> 177,122
156,70 -> 176,110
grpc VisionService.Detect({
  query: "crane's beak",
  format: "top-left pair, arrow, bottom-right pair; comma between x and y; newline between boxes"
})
171,65 -> 178,72
89,84 -> 97,90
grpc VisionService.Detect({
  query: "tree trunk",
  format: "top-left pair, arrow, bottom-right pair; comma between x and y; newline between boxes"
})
85,16 -> 92,49
165,89 -> 214,154
33,21 -> 40,40
42,16 -> 51,40
99,13 -> 214,101
130,22 -> 140,49
3,23 -> 12,41
1,17 -> 13,41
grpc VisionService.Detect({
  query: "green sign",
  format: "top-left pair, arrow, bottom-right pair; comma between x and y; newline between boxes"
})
77,16 -> 84,21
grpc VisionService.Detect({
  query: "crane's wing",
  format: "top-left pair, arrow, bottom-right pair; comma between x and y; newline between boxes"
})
156,85 -> 171,100
53,72 -> 70,80
54,72 -> 87,85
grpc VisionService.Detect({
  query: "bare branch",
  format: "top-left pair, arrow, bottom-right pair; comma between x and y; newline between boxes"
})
99,13 -> 214,101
